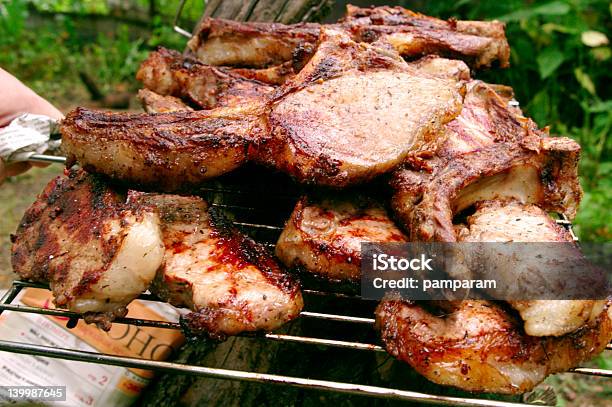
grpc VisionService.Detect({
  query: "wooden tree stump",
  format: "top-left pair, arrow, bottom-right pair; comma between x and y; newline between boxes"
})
200,0 -> 333,23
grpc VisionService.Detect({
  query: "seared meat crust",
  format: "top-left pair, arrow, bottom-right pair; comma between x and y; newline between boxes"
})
276,195 -> 407,282
187,18 -> 320,67
391,81 -> 582,241
230,61 -> 295,85
61,105 -> 262,191
11,170 -> 164,329
138,194 -> 303,339
62,29 -> 465,189
376,298 -> 612,394
188,9 -> 509,69
137,47 -> 274,109
250,29 -> 465,186
138,89 -> 193,113
343,5 -> 509,68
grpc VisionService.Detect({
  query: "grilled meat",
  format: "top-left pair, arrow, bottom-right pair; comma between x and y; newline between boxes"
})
138,89 -> 193,113
391,81 -> 582,242
230,61 -> 295,85
61,29 -> 464,189
456,200 -> 607,337
187,18 -> 320,67
11,170 -> 164,330
376,297 -> 612,394
137,47 -> 274,109
60,103 -> 257,191
135,193 -> 303,339
249,29 -> 465,186
456,200 -> 574,242
342,5 -> 509,68
188,10 -> 509,69
276,195 -> 407,283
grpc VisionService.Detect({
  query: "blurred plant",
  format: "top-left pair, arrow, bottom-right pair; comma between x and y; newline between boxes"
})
0,0 -> 196,98
0,0 -> 27,42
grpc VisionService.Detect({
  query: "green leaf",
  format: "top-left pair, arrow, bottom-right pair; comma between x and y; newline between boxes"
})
537,46 -> 565,79
588,100 -> 612,113
526,90 -> 550,126
498,1 -> 571,22
574,67 -> 597,95
541,23 -> 577,34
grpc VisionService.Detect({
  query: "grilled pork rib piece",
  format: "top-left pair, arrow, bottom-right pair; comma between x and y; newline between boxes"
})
138,89 -> 193,113
391,81 -> 582,242
276,195 -> 407,283
62,29 -> 464,190
376,297 -> 612,394
135,194 -> 303,339
456,200 -> 606,337
61,103 -> 258,191
188,9 -> 509,69
137,47 -> 274,109
187,18 -> 320,67
342,5 -> 509,68
11,170 -> 164,330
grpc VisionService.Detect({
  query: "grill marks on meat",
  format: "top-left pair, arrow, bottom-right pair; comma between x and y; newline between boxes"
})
60,105 -> 261,191
376,298 -> 612,394
391,81 -> 582,242
250,29 -> 465,186
276,195 -> 407,283
11,170 -> 164,330
456,200 -> 607,337
187,6 -> 509,69
137,194 -> 303,339
11,172 -> 302,337
61,28 -> 465,189
137,48 -> 274,109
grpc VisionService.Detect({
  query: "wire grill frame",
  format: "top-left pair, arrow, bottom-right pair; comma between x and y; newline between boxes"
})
3,156 -> 611,406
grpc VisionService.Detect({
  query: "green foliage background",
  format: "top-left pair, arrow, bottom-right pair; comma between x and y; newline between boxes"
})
0,0 -> 610,241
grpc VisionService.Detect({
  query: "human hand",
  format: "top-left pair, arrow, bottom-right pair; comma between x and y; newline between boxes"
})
0,67 -> 63,184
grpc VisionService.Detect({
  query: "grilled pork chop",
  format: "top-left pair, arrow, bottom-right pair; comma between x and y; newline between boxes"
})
391,81 -> 582,242
138,89 -> 193,113
376,297 -> 612,394
188,9 -> 509,69
276,195 -> 407,283
137,47 -> 273,109
11,170 -> 164,330
135,193 -> 303,339
342,5 -> 509,69
61,28 -> 465,190
456,200 -> 607,337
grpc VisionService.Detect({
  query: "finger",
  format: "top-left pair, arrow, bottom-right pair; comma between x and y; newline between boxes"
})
4,161 -> 32,178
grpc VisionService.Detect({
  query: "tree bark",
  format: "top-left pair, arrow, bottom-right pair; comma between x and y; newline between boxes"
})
200,0 -> 333,24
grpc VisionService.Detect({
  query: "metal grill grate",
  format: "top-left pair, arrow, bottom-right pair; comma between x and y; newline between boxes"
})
0,154 -> 610,406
